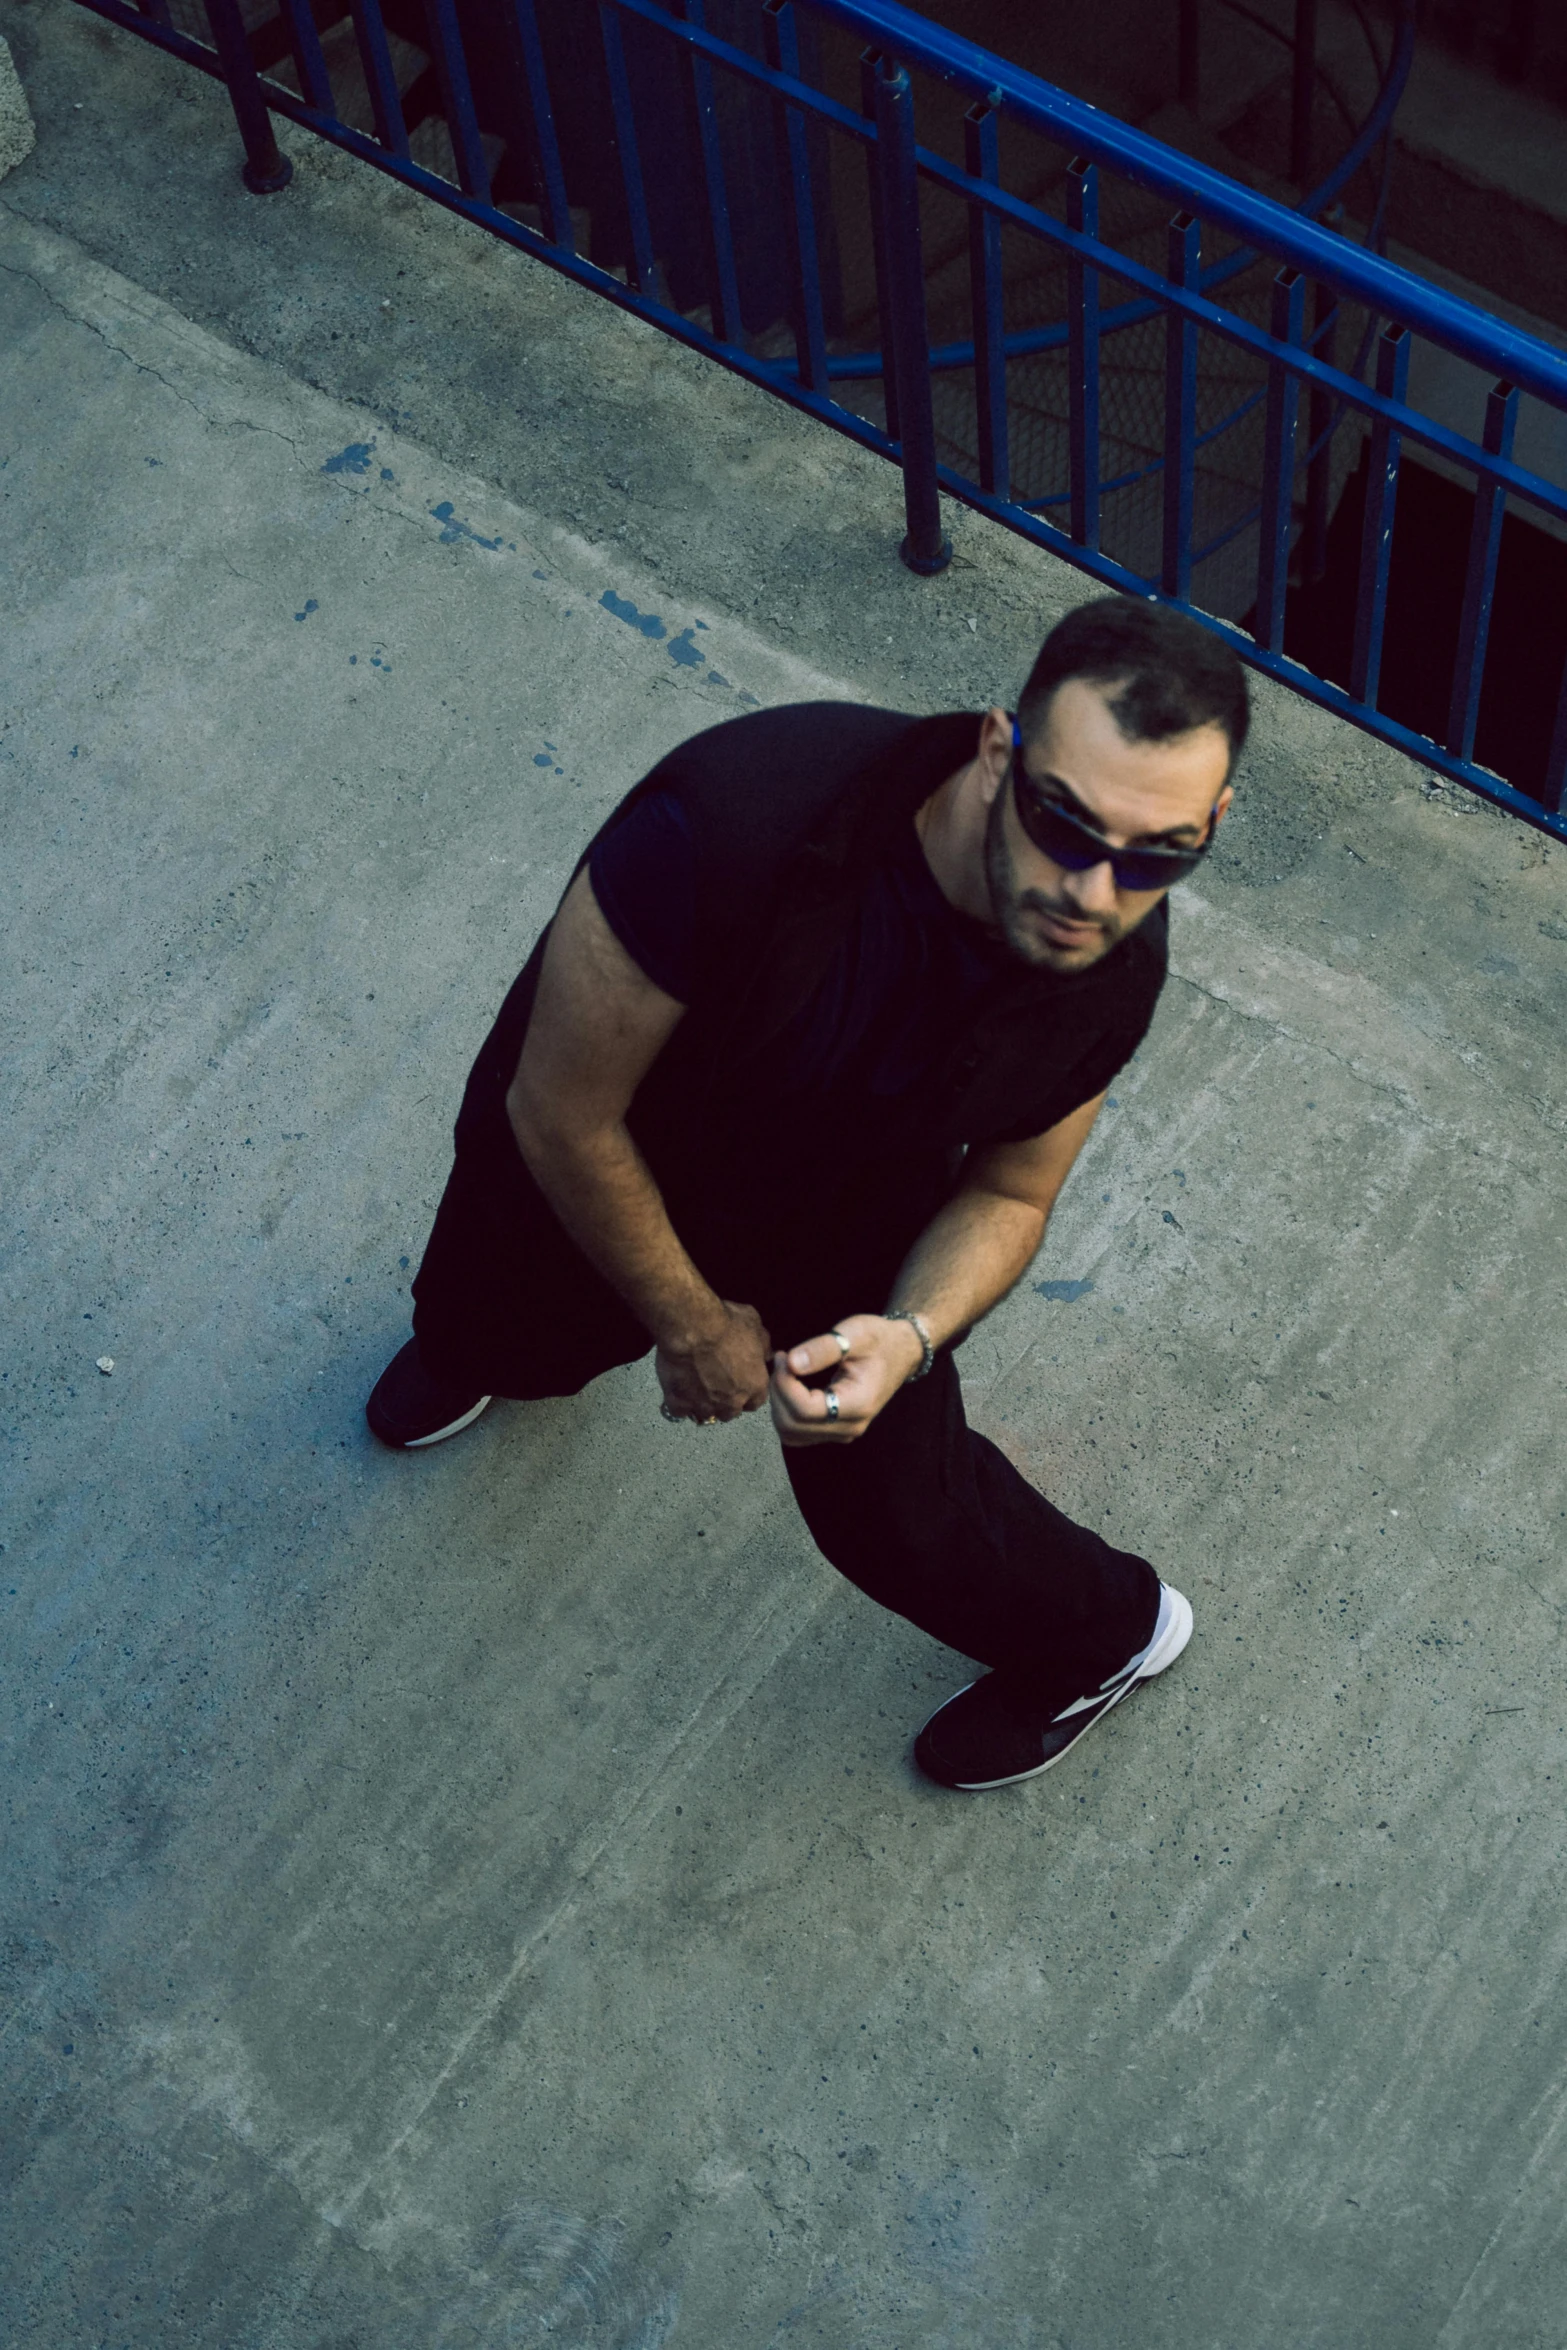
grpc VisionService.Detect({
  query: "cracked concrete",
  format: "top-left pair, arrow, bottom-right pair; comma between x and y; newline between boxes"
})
3,15 -> 1567,2350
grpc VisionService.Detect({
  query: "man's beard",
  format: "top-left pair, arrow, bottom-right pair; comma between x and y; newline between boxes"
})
983,785 -> 1125,972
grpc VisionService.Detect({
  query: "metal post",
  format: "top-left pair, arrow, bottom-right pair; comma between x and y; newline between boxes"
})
1179,0 -> 1200,116
1349,322 -> 1410,710
678,0 -> 742,341
347,1 -> 409,160
277,0 -> 332,115
873,55 -> 951,575
505,0 -> 573,251
1254,267 -> 1305,653
1445,380 -> 1518,761
202,0 -> 292,192
1291,0 -> 1318,188
599,1 -> 658,296
764,0 -> 830,395
1066,156 -> 1101,554
1162,211 -> 1200,600
1303,277 -> 1337,585
965,95 -> 1008,502
423,0 -> 491,202
860,50 -> 900,444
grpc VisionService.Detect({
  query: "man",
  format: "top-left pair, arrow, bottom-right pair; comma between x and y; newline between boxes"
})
367,597 -> 1245,1790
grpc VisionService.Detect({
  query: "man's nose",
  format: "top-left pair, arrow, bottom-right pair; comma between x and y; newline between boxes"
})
1064,854 -> 1119,915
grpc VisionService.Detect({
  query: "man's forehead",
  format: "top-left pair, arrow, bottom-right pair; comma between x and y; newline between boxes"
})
1022,705 -> 1229,830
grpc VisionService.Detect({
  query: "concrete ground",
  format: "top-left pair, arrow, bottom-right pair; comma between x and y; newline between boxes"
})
4,10 -> 1567,2346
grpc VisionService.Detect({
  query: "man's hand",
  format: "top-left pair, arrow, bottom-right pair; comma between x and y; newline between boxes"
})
657,1299 -> 773,1423
769,1313 -> 926,1447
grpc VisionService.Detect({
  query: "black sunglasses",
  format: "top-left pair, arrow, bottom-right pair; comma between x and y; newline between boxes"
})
1009,720 -> 1217,892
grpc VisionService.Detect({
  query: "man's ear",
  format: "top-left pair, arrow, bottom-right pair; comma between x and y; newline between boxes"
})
1211,782 -> 1235,830
976,705 -> 1013,808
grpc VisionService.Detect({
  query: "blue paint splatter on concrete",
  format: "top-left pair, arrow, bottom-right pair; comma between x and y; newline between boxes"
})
322,442 -> 375,475
706,670 -> 730,688
1036,1278 -> 1094,1303
601,589 -> 667,639
294,599 -> 319,622
429,501 -> 504,549
738,690 -> 760,706
380,466 -> 395,482
694,617 -> 709,629
1106,1095 -> 1119,1108
70,746 -> 79,759
1162,1209 -> 1184,1230
349,654 -> 358,665
667,627 -> 703,670
146,457 -> 162,467
370,652 -> 391,671
533,569 -> 548,580
533,753 -> 553,768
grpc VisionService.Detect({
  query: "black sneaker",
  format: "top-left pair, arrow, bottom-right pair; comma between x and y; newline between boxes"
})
914,1583 -> 1194,1790
366,1338 -> 492,1449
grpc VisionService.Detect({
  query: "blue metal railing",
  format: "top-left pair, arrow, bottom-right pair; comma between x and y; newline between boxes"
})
74,0 -> 1567,837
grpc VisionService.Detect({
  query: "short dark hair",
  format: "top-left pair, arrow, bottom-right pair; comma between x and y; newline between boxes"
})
1017,596 -> 1250,771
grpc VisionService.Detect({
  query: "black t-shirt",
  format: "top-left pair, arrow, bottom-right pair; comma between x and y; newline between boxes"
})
590,778 -> 1153,1164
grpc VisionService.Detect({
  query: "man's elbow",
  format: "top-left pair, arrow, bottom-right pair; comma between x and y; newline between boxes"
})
506,1068 -> 610,1176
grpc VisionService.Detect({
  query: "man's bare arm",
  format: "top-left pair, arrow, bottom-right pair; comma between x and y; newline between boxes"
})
506,869 -> 771,1420
771,1092 -> 1107,1445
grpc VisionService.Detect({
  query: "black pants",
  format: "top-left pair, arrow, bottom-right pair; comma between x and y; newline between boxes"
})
410,1067 -> 1161,1707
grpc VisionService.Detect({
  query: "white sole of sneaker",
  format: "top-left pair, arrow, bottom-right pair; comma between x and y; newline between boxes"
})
402,1394 -> 494,1447
1135,1582 -> 1194,1678
920,1583 -> 1195,1790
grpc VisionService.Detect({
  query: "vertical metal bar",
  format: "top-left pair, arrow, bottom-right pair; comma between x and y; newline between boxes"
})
1254,267 -> 1305,653
1445,380 -> 1519,761
348,0 -> 409,160
421,0 -> 490,202
1291,0 -> 1318,186
503,0 -> 572,251
1179,0 -> 1201,115
859,48 -> 900,443
599,1 -> 658,295
201,0 -> 293,191
1303,277 -> 1337,585
1162,211 -> 1200,600
278,0 -> 334,117
763,0 -> 829,395
873,54 -> 951,575
1067,157 -> 1101,553
1349,322 -> 1411,709
964,95 -> 1008,501
676,0 -> 742,343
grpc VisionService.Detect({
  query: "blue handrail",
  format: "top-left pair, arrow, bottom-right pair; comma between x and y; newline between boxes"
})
70,0 -> 1567,836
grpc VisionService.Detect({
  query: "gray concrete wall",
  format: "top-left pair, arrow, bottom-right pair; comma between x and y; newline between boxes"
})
3,9 -> 1567,2346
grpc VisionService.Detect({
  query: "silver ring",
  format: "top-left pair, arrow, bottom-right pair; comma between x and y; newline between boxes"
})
830,1327 -> 851,1359
660,1402 -> 682,1422
823,1388 -> 839,1422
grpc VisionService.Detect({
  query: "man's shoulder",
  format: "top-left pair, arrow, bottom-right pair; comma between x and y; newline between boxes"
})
653,700 -> 917,796
668,702 -> 978,861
